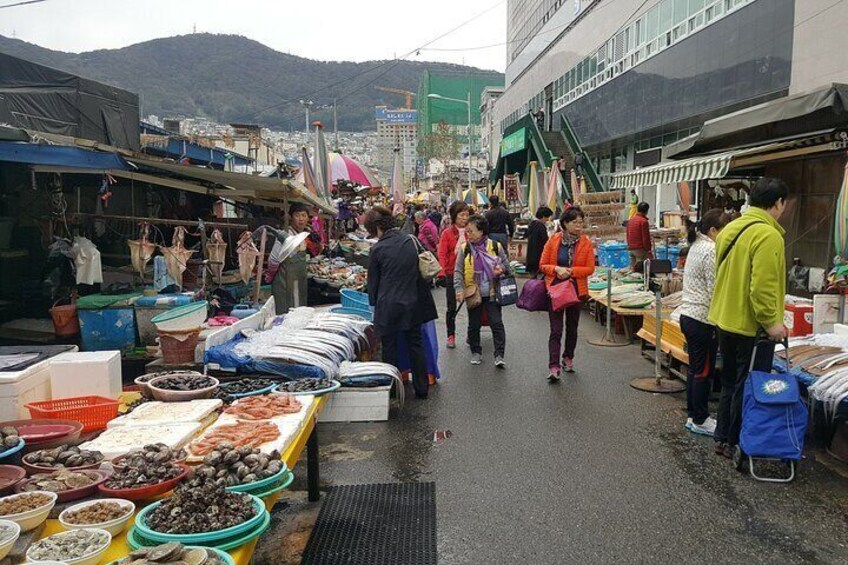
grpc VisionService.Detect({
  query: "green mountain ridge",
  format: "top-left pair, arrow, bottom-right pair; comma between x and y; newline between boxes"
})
0,33 -> 504,132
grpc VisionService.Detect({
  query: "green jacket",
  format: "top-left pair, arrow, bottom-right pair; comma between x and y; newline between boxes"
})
708,207 -> 786,337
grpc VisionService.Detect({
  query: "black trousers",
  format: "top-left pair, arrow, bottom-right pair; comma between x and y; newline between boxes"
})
548,302 -> 581,368
468,298 -> 505,357
445,283 -> 457,337
680,315 -> 717,424
381,327 -> 428,398
715,330 -> 775,446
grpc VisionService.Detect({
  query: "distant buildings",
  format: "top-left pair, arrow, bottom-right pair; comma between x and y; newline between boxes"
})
374,106 -> 418,184
480,86 -> 504,169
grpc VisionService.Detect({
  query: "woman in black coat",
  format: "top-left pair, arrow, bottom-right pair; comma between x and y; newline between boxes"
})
366,206 -> 438,399
526,206 -> 554,275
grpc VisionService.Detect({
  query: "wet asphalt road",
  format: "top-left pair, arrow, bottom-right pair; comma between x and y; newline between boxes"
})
259,290 -> 848,564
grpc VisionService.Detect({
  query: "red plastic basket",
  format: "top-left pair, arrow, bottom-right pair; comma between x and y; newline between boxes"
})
25,396 -> 119,432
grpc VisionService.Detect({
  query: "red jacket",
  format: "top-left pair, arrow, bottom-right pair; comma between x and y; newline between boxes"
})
417,219 -> 439,253
437,225 -> 461,278
627,213 -> 652,252
539,232 -> 595,298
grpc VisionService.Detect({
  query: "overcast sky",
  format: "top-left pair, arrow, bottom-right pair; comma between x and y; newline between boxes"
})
0,0 -> 508,71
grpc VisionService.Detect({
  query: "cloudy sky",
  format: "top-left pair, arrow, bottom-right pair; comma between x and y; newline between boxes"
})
0,0 -> 508,71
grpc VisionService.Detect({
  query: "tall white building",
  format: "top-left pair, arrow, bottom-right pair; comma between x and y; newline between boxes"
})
374,106 -> 418,184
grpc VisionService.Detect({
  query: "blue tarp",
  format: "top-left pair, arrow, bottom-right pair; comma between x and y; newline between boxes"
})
204,333 -> 326,380
0,142 -> 128,170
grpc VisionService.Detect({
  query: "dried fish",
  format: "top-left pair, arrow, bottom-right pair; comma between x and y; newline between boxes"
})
237,231 -> 260,284
206,228 -> 227,280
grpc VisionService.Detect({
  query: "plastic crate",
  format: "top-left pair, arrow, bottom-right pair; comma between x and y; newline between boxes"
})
330,306 -> 373,322
598,242 -> 629,269
26,395 -> 120,432
340,289 -> 372,311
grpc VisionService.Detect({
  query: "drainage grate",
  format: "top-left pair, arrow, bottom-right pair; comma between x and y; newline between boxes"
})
301,482 -> 437,565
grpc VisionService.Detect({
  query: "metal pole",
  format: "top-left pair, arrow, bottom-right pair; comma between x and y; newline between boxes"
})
333,99 -> 339,151
654,287 -> 663,385
588,266 -> 628,347
467,92 -> 472,199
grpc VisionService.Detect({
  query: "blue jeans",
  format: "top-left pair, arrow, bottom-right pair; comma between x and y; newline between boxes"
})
490,233 -> 508,250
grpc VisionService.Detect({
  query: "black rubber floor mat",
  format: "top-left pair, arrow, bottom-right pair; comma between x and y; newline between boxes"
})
301,482 -> 437,565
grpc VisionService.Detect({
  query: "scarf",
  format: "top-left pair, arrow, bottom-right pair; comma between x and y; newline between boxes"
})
561,232 -> 580,267
471,237 -> 498,283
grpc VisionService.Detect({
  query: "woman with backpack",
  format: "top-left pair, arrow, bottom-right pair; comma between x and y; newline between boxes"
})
539,207 -> 595,381
454,215 -> 511,368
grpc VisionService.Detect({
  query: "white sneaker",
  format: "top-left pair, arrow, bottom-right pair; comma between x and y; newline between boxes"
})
685,418 -> 693,431
470,353 -> 482,365
494,356 -> 506,369
689,417 -> 717,437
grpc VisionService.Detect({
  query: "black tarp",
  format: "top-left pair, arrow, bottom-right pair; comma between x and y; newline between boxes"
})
0,52 -> 140,150
668,83 -> 848,159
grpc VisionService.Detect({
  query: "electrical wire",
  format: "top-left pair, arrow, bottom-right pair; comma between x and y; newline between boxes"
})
0,0 -> 51,9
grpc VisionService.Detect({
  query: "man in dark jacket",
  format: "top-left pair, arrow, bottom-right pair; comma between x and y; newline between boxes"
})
627,202 -> 653,268
485,195 -> 514,250
526,206 -> 554,274
366,206 -> 437,399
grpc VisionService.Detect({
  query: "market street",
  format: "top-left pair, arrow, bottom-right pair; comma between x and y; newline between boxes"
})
258,291 -> 848,565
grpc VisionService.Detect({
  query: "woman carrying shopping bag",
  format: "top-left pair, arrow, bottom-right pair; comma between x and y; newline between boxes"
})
454,215 -> 511,368
539,207 -> 595,381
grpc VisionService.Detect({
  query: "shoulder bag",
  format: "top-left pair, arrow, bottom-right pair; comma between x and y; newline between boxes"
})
410,236 -> 441,281
517,274 -> 549,311
549,279 -> 580,312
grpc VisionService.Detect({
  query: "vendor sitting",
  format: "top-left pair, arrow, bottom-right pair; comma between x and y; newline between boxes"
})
288,202 -> 324,257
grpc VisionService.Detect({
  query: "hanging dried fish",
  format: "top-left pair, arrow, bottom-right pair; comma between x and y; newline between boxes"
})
162,226 -> 194,288
128,223 -> 156,281
236,231 -> 259,285
206,229 -> 227,280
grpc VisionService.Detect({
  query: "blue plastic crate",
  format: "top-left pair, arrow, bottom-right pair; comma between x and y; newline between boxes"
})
78,307 -> 137,353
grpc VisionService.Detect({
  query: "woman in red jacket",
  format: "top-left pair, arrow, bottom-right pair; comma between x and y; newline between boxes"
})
539,207 -> 595,381
437,201 -> 470,349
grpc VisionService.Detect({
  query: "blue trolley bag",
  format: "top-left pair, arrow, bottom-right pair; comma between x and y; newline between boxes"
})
737,339 -> 808,482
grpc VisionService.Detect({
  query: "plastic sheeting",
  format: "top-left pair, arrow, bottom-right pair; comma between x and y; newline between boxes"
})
204,333 -> 326,379
396,321 -> 441,380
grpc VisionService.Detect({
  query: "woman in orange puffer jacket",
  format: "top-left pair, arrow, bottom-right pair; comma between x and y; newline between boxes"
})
539,207 -> 595,381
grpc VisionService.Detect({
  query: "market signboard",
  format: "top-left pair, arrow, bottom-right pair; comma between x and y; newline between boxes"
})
501,128 -> 526,157
504,174 -> 520,202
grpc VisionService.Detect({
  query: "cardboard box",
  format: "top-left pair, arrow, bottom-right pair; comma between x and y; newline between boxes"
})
813,295 -> 848,334
784,304 -> 814,337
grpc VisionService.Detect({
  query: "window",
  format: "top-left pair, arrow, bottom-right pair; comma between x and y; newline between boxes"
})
659,0 -> 674,33
674,0 -> 688,25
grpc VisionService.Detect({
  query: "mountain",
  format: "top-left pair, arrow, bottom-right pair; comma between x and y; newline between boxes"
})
0,34 -> 504,132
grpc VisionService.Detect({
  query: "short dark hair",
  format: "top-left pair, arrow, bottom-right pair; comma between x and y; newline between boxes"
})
467,214 -> 489,235
363,206 -> 395,237
535,206 -> 554,219
637,202 -> 650,214
449,200 -> 469,223
560,206 -> 585,227
289,202 -> 309,217
749,177 -> 789,209
489,195 -> 500,207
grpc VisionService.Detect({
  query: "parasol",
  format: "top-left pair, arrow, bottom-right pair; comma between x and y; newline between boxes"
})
391,148 -> 405,216
835,159 -> 848,259
462,189 -> 490,206
328,152 -> 383,190
528,161 -> 540,214
546,161 -> 563,210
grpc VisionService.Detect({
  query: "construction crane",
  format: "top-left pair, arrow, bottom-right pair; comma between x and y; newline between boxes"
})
375,87 -> 417,109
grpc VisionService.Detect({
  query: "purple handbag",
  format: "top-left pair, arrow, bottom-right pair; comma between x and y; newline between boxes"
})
517,275 -> 549,312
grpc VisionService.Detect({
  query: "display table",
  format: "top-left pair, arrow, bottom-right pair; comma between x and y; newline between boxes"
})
588,292 -> 674,342
35,395 -> 326,565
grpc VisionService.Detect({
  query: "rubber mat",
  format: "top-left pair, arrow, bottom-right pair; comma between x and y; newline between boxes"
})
301,482 -> 437,565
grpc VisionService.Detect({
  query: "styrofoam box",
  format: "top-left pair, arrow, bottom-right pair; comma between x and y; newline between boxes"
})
319,386 -> 391,423
49,351 -> 122,400
0,350 -> 78,421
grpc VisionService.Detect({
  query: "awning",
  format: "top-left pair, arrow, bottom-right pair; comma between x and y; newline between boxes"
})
0,141 -> 128,170
610,136 -> 839,189
668,83 -> 848,158
125,157 -> 337,215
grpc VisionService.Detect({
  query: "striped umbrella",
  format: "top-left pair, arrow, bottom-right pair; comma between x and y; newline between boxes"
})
391,148 -> 404,216
570,168 -> 581,205
462,189 -> 490,206
313,123 -> 332,202
835,160 -> 848,259
546,161 -> 563,210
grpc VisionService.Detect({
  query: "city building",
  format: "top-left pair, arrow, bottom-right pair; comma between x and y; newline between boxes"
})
374,106 -> 418,183
418,70 -> 505,174
493,0 -> 848,191
480,86 -> 505,168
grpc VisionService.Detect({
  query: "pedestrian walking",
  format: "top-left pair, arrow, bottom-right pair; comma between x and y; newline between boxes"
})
627,202 -> 652,268
454,214 -> 510,368
485,195 -> 514,250
539,207 -> 595,381
438,201 -> 470,349
709,177 -> 788,459
677,209 -> 731,437
415,211 -> 439,253
366,206 -> 438,399
526,206 -> 554,275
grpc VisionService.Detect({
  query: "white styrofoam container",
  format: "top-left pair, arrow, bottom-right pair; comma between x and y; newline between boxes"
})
78,422 -> 201,460
0,346 -> 79,420
49,351 -> 122,400
319,386 -> 390,423
107,399 -> 222,427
